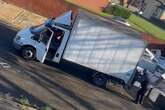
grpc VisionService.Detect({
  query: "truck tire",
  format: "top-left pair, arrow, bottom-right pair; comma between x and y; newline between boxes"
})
93,73 -> 108,88
21,46 -> 36,60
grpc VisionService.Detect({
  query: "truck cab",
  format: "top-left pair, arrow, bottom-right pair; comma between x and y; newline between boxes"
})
13,11 -> 72,63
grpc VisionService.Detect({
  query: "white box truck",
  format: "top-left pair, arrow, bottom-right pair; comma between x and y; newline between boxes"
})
13,10 -> 149,87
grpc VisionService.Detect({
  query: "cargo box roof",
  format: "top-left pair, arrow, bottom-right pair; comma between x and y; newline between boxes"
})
75,10 -> 144,41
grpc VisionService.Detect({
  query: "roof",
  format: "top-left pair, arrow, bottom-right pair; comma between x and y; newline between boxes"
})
142,33 -> 165,45
66,0 -> 108,13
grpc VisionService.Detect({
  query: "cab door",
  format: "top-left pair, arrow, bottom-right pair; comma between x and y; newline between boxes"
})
52,26 -> 70,63
36,28 -> 54,63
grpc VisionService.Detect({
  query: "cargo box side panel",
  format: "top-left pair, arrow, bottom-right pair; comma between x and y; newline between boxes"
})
63,12 -> 146,83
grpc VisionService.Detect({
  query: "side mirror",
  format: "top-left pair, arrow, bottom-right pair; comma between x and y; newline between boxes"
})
161,73 -> 165,80
45,18 -> 53,27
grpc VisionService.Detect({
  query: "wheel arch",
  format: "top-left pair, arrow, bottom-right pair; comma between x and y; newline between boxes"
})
92,72 -> 109,88
21,45 -> 36,51
21,45 -> 37,60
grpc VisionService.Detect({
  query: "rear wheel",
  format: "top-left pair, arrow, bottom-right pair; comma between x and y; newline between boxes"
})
93,73 -> 108,88
21,46 -> 36,60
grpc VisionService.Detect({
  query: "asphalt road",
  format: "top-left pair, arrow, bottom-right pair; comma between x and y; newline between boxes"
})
0,22 -> 150,110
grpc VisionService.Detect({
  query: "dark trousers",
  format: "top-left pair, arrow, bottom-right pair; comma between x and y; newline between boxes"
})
135,89 -> 146,104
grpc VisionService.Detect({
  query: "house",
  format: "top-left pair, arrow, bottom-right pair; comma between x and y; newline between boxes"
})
66,0 -> 108,12
141,0 -> 165,20
127,0 -> 165,30
3,0 -> 108,18
126,0 -> 165,21
110,0 -> 165,21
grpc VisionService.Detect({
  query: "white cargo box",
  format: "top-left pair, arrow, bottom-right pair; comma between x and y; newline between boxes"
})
63,11 -> 146,84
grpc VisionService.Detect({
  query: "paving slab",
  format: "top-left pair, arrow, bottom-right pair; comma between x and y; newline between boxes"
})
0,0 -> 46,29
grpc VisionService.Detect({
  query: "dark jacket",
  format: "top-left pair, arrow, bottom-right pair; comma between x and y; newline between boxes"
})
139,77 -> 149,93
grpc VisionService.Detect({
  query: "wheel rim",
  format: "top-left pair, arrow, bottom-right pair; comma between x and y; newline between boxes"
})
24,49 -> 33,59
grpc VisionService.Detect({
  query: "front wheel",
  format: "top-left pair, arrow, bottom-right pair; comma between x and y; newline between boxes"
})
21,46 -> 36,60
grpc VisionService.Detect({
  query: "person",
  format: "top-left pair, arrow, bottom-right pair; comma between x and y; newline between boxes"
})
138,0 -> 145,14
134,69 -> 149,104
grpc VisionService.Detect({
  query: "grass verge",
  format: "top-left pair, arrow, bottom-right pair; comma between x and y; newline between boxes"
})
128,14 -> 165,40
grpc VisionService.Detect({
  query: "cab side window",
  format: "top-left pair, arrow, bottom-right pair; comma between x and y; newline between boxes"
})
40,29 -> 52,45
31,35 -> 40,41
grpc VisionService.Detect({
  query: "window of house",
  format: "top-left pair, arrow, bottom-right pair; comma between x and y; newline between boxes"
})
153,8 -> 163,19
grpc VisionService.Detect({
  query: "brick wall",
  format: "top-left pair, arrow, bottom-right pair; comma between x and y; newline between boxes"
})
3,0 -> 77,18
3,0 -> 108,18
67,0 -> 108,13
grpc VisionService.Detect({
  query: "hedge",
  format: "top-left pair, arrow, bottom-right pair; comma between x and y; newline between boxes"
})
104,5 -> 131,19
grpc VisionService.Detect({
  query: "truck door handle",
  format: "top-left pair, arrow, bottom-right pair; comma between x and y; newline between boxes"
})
45,48 -> 48,51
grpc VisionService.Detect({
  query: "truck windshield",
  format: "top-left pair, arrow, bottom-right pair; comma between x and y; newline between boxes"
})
30,25 -> 53,45
30,24 -> 47,34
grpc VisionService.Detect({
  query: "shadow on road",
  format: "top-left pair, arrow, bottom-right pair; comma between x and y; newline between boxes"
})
0,54 -> 97,110
0,74 -> 53,109
0,23 -> 55,109
45,60 -> 134,102
24,68 -> 97,110
45,60 -> 94,84
0,22 -> 17,52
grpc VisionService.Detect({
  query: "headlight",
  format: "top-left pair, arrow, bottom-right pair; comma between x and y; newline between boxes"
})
15,35 -> 21,41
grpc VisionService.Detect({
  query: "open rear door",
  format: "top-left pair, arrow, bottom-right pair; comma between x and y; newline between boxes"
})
36,28 -> 54,63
